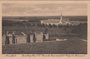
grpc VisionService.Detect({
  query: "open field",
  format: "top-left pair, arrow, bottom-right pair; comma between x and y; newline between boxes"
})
2,39 -> 87,54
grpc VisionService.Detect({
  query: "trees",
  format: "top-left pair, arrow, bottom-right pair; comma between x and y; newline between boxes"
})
5,35 -> 10,45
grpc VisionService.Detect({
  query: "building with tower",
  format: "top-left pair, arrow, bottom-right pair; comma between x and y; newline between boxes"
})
40,8 -> 71,26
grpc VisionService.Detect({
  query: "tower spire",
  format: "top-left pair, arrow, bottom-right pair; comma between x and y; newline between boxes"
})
59,7 -> 63,24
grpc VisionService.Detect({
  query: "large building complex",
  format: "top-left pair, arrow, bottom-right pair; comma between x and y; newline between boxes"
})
41,8 -> 71,25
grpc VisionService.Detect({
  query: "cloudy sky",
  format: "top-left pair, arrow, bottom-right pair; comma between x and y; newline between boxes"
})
2,3 -> 87,16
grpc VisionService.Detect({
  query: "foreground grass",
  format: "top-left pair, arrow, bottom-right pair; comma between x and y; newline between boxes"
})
2,39 -> 87,54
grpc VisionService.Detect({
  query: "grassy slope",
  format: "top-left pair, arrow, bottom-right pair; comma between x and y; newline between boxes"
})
2,39 -> 87,54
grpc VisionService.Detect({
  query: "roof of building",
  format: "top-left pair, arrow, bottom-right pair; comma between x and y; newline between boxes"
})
41,19 -> 61,24
41,18 -> 71,25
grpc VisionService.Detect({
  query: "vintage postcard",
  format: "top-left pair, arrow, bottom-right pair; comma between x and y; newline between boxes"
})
0,0 -> 90,59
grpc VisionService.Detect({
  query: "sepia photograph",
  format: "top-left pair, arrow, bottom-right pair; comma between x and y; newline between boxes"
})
2,2 -> 87,54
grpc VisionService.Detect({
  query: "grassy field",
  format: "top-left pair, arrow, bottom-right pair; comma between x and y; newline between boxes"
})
2,39 -> 87,54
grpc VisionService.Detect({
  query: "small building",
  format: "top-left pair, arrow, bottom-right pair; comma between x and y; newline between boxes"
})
16,35 -> 27,44
35,32 -> 43,42
2,31 -> 27,45
14,32 -> 27,44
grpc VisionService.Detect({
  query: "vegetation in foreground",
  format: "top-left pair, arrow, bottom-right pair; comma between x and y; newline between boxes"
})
2,39 -> 87,54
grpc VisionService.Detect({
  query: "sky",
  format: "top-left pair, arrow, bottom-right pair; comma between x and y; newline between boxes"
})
2,3 -> 87,16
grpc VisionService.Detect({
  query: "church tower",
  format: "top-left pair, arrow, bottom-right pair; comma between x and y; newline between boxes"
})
59,7 -> 63,24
